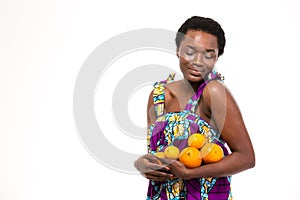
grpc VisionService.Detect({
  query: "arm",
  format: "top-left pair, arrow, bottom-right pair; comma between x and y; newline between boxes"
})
134,89 -> 174,181
169,81 -> 255,179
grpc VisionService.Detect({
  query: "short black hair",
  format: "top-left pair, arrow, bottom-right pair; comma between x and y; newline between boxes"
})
175,16 -> 226,56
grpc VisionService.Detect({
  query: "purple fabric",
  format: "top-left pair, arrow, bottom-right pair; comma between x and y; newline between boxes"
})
208,178 -> 230,200
184,79 -> 209,112
185,179 -> 201,200
147,75 -> 231,199
185,104 -> 192,111
216,141 -> 229,156
160,188 -> 168,200
150,121 -> 168,151
191,94 -> 198,101
147,181 -> 168,199
186,114 -> 197,121
173,139 -> 188,151
147,181 -> 158,197
189,122 -> 199,134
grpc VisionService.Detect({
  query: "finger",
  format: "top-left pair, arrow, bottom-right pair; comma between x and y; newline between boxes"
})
145,155 -> 164,165
145,169 -> 173,178
145,175 -> 169,181
143,172 -> 174,181
159,157 -> 177,165
168,160 -> 183,168
135,158 -> 162,172
144,154 -> 159,162
141,158 -> 171,171
142,163 -> 170,173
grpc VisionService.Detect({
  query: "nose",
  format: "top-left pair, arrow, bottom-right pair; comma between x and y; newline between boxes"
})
192,53 -> 204,67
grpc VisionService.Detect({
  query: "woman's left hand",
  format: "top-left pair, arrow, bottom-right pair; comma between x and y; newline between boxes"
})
162,159 -> 191,180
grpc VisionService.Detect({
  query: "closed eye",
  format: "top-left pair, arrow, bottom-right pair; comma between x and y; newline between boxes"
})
185,51 -> 195,56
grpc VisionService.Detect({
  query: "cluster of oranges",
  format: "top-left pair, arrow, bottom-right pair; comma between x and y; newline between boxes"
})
155,133 -> 224,168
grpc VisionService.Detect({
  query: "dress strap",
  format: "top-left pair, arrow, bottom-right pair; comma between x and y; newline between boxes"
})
153,73 -> 175,118
184,70 -> 224,113
183,80 -> 209,113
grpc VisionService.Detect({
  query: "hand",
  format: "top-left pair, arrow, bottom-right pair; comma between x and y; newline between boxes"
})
134,154 -> 175,181
167,159 -> 191,180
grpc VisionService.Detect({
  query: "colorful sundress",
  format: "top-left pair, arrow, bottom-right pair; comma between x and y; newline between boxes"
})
146,71 -> 232,200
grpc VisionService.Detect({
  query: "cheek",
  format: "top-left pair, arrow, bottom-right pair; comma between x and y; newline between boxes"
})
207,61 -> 217,70
179,56 -> 190,67
179,58 -> 188,73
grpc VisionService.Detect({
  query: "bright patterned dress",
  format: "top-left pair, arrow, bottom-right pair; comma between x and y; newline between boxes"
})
146,71 -> 232,200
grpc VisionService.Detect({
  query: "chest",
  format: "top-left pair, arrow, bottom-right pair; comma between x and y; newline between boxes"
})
164,90 -> 217,129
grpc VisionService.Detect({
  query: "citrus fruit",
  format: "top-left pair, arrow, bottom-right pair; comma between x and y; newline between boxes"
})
200,143 -> 224,163
188,133 -> 206,149
154,152 -> 165,159
179,147 -> 202,168
164,146 -> 180,159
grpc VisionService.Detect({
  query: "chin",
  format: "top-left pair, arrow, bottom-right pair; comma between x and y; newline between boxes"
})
186,74 -> 204,83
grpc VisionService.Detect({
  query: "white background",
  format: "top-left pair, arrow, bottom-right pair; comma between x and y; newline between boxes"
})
1,0 -> 300,199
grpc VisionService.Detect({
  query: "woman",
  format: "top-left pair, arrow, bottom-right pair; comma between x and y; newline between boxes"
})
134,16 -> 255,200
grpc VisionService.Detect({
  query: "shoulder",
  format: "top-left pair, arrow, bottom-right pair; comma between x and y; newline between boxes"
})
203,79 -> 226,94
202,79 -> 239,117
147,80 -> 180,103
165,80 -> 181,98
205,79 -> 226,92
202,79 -> 232,106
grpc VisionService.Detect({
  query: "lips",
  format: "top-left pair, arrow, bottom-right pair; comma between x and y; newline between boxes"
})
188,67 -> 203,76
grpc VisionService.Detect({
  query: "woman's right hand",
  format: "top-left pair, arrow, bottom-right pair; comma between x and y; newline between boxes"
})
134,154 -> 175,181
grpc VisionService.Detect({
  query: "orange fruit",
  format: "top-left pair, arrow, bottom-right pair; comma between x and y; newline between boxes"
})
188,133 -> 206,149
179,147 -> 202,168
200,143 -> 224,164
164,146 -> 180,159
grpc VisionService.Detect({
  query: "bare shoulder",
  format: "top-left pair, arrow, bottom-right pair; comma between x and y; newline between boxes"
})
164,80 -> 181,98
205,79 -> 227,93
202,79 -> 239,114
202,80 -> 229,101
147,80 -> 181,101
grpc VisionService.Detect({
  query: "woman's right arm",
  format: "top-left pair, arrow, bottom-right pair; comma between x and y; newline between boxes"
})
134,90 -> 174,181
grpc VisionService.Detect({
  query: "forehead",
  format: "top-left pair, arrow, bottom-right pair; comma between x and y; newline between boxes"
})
181,30 -> 218,50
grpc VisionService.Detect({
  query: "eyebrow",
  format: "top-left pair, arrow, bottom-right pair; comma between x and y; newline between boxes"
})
205,49 -> 216,53
186,45 -> 216,54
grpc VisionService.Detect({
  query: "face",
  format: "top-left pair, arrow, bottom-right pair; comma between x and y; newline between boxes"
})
177,30 -> 219,84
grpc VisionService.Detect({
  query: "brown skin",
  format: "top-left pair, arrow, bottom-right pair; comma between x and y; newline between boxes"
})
134,30 -> 255,181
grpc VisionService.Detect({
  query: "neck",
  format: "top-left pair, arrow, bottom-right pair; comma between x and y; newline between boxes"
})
183,78 -> 205,92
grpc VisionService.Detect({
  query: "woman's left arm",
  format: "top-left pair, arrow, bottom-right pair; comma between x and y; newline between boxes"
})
169,81 -> 255,179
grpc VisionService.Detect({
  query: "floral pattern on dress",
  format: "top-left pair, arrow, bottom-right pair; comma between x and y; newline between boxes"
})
146,72 -> 232,200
